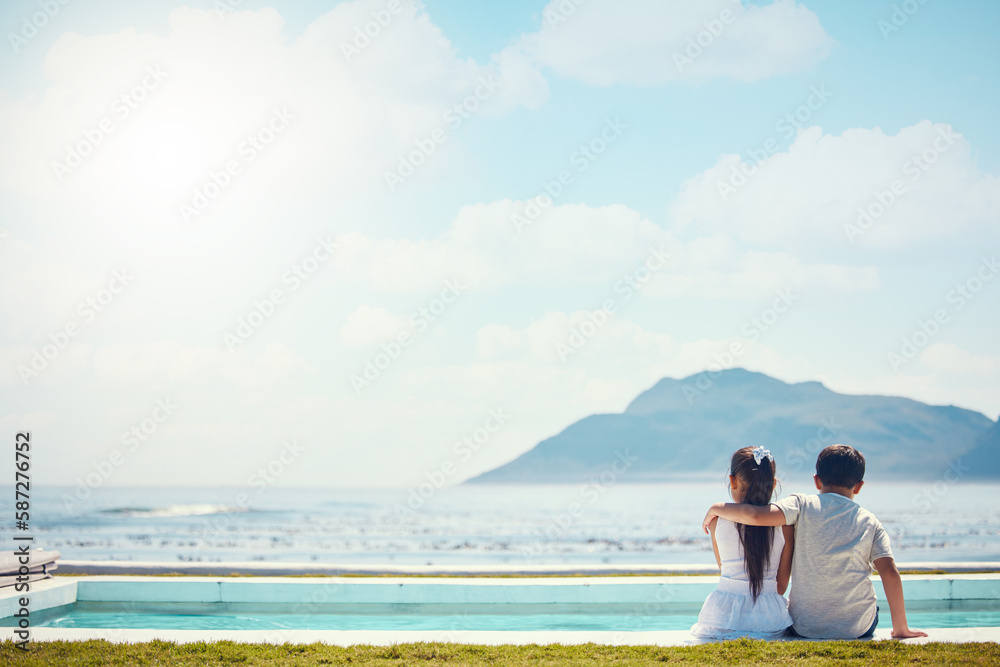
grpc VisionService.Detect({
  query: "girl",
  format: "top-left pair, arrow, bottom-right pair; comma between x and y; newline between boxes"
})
691,445 -> 794,639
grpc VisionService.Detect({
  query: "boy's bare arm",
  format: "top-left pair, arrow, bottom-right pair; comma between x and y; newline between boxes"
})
702,502 -> 786,533
873,556 -> 928,639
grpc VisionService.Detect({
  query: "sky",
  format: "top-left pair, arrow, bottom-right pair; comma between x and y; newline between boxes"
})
0,0 -> 997,490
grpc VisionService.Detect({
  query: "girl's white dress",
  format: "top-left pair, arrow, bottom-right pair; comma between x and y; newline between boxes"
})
690,517 -> 792,639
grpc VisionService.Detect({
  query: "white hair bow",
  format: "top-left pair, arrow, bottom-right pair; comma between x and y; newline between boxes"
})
752,445 -> 774,465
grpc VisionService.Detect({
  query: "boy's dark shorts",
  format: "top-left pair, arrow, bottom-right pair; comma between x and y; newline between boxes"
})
785,606 -> 879,639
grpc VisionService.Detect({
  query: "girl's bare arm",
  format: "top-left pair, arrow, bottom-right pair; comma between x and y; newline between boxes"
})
776,525 -> 794,595
709,517 -> 722,571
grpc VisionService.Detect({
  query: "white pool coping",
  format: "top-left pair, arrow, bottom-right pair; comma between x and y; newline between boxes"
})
56,560 -> 1000,576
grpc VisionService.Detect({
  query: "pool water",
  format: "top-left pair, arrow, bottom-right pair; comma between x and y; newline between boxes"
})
6,601 -> 999,632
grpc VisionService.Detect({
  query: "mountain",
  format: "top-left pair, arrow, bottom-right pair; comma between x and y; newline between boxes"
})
466,369 -> 998,483
964,420 -> 1000,477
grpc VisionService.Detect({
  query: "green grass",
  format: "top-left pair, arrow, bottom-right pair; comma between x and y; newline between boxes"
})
2,639 -> 999,665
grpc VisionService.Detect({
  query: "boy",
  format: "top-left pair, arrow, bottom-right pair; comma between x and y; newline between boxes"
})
702,444 -> 927,640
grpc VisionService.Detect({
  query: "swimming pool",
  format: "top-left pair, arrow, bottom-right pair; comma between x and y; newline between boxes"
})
2,574 -> 999,643
7,599 -> 1000,632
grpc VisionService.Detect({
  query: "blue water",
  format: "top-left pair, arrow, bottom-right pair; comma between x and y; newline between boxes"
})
11,483 -> 1000,565
8,601 -> 1000,632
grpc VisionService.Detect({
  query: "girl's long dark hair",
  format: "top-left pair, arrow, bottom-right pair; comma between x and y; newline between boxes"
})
729,446 -> 778,603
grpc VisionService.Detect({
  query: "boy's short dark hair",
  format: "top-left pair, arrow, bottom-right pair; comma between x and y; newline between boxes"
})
816,444 -> 866,487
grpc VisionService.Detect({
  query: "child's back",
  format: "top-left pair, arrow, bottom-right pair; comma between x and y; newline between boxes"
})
692,517 -> 791,638
775,492 -> 890,638
692,446 -> 793,639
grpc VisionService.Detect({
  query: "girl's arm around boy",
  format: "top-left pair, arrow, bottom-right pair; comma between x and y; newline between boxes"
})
703,501 -> 785,530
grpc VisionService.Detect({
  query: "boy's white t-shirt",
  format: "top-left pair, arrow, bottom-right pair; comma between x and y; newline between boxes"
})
775,492 -> 893,639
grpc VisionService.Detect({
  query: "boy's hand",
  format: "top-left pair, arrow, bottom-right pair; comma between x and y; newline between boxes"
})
702,503 -> 723,533
891,627 -> 928,639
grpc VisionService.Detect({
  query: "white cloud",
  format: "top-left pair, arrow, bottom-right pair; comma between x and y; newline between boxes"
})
221,343 -> 314,388
511,0 -> 834,86
0,343 -> 93,389
0,237 -> 111,337
331,201 -> 876,297
475,311 -> 811,383
91,341 -> 309,388
0,411 -> 57,433
478,311 -> 677,365
921,343 -> 1000,377
340,305 -> 410,347
644,236 -> 879,299
109,420 -> 272,486
92,341 -> 224,384
669,122 -> 1000,257
328,201 -> 674,292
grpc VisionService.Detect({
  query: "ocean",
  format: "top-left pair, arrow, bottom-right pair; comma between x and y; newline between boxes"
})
17,481 -> 1000,565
